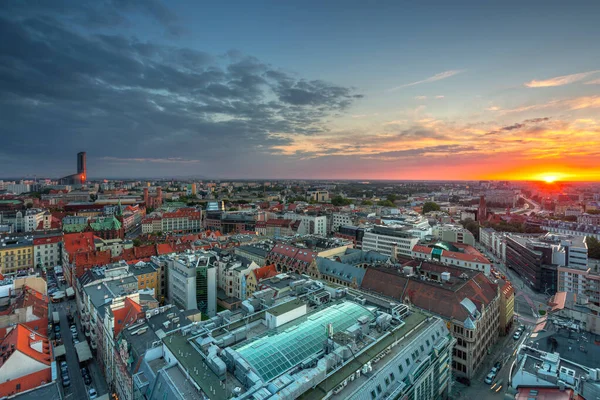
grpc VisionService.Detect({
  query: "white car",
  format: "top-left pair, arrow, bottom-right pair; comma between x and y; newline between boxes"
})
89,388 -> 98,399
513,331 -> 521,340
484,372 -> 495,385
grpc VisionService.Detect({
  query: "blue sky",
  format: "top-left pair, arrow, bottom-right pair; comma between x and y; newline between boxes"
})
2,0 -> 600,180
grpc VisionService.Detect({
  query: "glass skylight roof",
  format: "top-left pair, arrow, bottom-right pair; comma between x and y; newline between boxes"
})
235,301 -> 374,382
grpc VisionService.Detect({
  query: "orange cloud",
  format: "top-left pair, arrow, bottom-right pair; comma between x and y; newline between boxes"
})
524,70 -> 600,87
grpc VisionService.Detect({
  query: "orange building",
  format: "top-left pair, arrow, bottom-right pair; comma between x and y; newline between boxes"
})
0,321 -> 52,397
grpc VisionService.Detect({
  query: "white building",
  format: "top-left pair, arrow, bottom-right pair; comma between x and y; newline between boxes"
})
362,225 -> 420,258
6,183 -> 30,195
24,209 -> 46,232
284,212 -> 327,236
33,232 -> 62,269
167,251 -> 217,317
216,254 -> 259,301
331,212 -> 354,234
433,224 -> 475,246
479,227 -> 507,262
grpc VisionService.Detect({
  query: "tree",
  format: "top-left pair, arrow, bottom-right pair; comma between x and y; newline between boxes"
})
132,238 -> 142,247
377,200 -> 395,207
361,200 -> 373,206
422,201 -> 441,214
331,196 -> 352,206
587,236 -> 600,260
460,218 -> 480,240
386,194 -> 397,203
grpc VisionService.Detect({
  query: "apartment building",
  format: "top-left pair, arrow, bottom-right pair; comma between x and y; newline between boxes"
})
362,225 -> 420,258
361,262 -> 499,379
283,212 -> 327,236
0,236 -> 34,275
412,242 -> 492,276
166,251 -> 217,317
33,231 -> 62,269
331,212 -> 355,233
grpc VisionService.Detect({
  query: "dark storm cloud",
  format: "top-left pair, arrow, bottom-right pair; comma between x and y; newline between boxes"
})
0,9 -> 361,177
4,0 -> 181,36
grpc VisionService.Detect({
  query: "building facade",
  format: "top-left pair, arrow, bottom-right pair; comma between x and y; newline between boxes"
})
362,225 -> 420,258
0,237 -> 34,275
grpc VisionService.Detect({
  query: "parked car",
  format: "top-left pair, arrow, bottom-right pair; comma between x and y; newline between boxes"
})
89,388 -> 98,399
70,325 -> 77,334
494,361 -> 502,372
55,332 -> 61,341
60,361 -> 68,373
54,325 -> 61,333
513,331 -> 521,340
62,373 -> 71,387
484,372 -> 495,385
84,374 -> 92,385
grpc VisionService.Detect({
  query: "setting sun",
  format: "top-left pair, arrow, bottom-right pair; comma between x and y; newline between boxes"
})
543,175 -> 557,183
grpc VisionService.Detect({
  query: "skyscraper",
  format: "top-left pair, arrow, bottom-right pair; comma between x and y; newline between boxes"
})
59,151 -> 88,185
77,151 -> 86,184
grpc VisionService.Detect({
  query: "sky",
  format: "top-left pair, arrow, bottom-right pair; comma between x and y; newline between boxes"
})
1,0 -> 600,181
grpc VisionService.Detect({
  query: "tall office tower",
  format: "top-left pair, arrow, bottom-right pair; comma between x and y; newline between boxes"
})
77,152 -> 87,184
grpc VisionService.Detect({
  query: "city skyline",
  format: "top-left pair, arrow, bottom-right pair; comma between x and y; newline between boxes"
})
2,0 -> 600,181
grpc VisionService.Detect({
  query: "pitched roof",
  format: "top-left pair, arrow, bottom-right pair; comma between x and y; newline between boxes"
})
112,297 -> 142,336
253,264 -> 278,281
63,232 -> 96,258
156,243 -> 174,255
361,265 -> 498,322
0,324 -> 52,369
316,257 -> 366,285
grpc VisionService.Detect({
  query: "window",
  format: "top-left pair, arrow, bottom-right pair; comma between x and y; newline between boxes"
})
376,385 -> 382,394
384,377 -> 390,386
390,372 -> 395,381
406,358 -> 411,366
426,339 -> 430,347
398,364 -> 404,373
371,390 -> 376,399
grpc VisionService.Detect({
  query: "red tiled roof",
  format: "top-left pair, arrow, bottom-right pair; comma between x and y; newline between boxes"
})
412,245 -> 433,254
112,297 -> 142,336
265,219 -> 293,227
0,324 -> 52,369
75,250 -> 112,269
0,368 -> 52,397
361,266 -> 498,322
156,243 -> 174,255
442,249 -> 490,264
253,264 -> 278,281
33,234 -> 63,246
63,232 -> 96,259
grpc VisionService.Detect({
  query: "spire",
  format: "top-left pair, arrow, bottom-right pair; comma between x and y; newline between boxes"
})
116,198 -> 123,217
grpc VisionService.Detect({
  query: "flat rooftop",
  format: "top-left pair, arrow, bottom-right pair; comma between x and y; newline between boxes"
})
299,311 -> 429,400
265,299 -> 305,316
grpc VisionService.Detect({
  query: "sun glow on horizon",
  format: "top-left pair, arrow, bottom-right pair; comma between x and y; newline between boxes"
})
542,175 -> 558,183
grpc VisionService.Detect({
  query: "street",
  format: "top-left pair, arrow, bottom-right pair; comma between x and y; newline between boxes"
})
49,273 -> 108,400
452,324 -> 531,399
125,223 -> 142,239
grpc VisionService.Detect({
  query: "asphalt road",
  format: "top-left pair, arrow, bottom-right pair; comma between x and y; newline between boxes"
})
125,224 -> 142,239
50,277 -> 108,400
453,325 -> 531,399
54,301 -> 88,399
